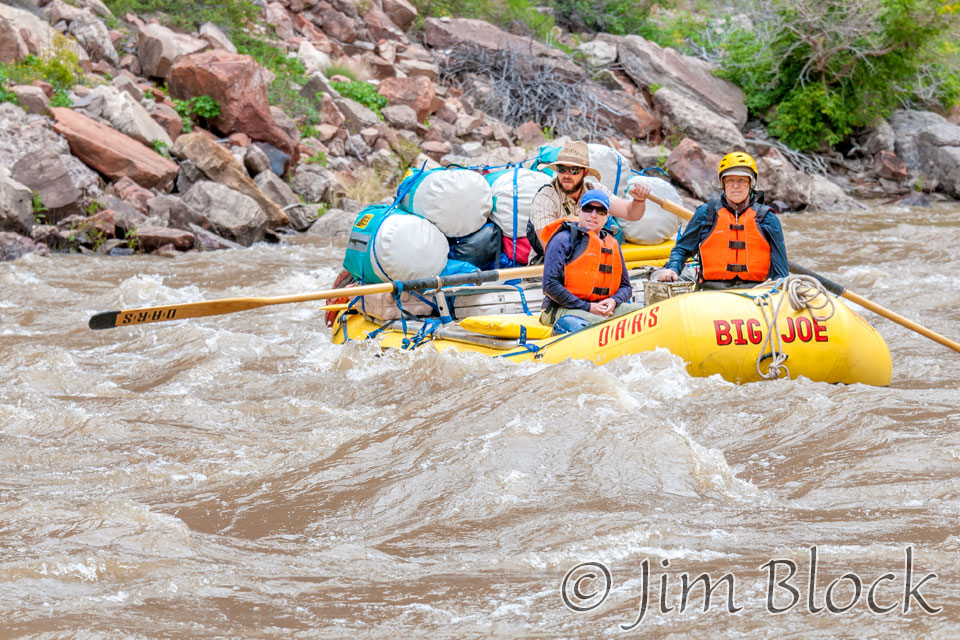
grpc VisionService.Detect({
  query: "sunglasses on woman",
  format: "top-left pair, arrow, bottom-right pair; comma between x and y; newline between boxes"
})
555,165 -> 583,175
581,204 -> 608,215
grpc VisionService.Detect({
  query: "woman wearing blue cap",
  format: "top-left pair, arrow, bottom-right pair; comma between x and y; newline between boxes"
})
539,189 -> 643,334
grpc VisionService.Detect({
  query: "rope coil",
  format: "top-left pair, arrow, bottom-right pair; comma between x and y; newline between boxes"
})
753,275 -> 836,380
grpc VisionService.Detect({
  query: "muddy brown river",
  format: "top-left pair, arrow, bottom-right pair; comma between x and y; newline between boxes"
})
1,202 -> 959,638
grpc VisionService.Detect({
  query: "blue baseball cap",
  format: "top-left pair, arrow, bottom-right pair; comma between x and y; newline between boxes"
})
579,189 -> 610,211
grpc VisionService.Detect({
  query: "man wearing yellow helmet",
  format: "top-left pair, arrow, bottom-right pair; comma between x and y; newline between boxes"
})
658,151 -> 788,288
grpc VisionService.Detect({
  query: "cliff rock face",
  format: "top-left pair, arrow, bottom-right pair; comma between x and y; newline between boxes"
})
0,0 -> 955,260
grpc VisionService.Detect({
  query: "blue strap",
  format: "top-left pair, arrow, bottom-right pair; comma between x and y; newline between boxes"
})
410,290 -> 441,315
401,317 -> 442,350
614,153 -> 623,195
364,319 -> 395,341
503,278 -> 532,315
510,165 -> 519,266
392,281 -> 409,336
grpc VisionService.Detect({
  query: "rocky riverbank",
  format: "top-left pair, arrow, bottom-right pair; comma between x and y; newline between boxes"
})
1,0 -> 959,261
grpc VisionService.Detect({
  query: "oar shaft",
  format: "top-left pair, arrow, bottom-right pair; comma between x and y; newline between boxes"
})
89,265 -> 546,330
842,290 -> 960,354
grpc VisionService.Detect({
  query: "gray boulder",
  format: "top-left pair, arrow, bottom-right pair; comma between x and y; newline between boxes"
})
652,87 -> 745,154
11,149 -> 97,222
890,109 -> 960,197
617,35 -> 748,128
253,171 -> 313,231
181,182 -> 268,246
758,148 -> 863,212
289,164 -> 345,206
0,102 -> 70,170
89,85 -> 173,148
0,231 -> 45,260
306,207 -> 356,245
0,170 -> 33,235
137,22 -> 208,80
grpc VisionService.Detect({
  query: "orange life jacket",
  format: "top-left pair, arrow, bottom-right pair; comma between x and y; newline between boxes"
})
699,205 -> 771,281
541,218 -> 623,301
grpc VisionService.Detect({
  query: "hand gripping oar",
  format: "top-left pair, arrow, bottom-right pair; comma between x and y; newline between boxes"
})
88,265 -> 544,330
646,193 -> 960,354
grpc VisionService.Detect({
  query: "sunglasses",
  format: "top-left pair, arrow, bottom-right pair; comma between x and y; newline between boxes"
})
581,204 -> 608,215
555,165 -> 583,175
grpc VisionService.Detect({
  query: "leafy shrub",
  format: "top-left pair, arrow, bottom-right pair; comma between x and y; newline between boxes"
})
103,0 -> 258,33
711,0 -> 960,151
173,95 -> 220,132
331,80 -> 387,116
0,34 -> 83,95
549,0 -> 655,36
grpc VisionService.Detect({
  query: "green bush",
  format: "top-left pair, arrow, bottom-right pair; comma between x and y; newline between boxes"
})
332,80 -> 387,116
641,1 -> 959,152
102,0 -> 258,33
713,0 -> 960,151
173,95 -> 220,132
550,0 -> 654,36
0,34 -> 83,95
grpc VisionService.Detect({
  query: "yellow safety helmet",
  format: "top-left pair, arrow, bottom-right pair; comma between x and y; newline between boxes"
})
718,151 -> 758,188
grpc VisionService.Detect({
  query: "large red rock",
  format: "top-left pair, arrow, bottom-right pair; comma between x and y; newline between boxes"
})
316,10 -> 357,43
383,0 -> 417,30
169,50 -> 298,161
361,6 -> 405,42
664,137 -> 721,201
50,108 -> 179,192
378,76 -> 436,123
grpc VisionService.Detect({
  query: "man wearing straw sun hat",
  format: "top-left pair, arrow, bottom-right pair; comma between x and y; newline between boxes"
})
527,140 -> 651,261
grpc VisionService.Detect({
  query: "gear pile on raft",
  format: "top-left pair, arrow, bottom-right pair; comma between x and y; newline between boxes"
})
328,143 -> 894,387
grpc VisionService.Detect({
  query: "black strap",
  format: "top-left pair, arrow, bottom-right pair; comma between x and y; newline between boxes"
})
728,241 -> 746,249
598,264 -> 613,274
730,224 -> 745,231
727,264 -> 748,272
592,287 -> 611,296
600,247 -> 613,255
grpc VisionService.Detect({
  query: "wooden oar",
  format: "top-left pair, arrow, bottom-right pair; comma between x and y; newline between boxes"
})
647,193 -> 960,354
88,265 -> 544,330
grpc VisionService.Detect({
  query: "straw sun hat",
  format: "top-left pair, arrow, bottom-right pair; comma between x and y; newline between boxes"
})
545,141 -> 601,179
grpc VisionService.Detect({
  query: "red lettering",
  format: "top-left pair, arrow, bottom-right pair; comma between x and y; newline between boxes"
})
731,319 -> 748,345
648,306 -> 659,327
715,320 -> 732,346
814,319 -> 828,342
746,318 -> 762,344
599,326 -> 610,347
614,319 -> 627,342
797,317 -> 813,342
781,317 -> 796,343
631,312 -> 644,335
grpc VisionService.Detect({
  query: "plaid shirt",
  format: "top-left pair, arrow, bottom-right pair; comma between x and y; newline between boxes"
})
529,176 -> 612,233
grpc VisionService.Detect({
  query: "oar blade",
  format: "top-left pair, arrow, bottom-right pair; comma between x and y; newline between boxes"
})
89,311 -> 119,330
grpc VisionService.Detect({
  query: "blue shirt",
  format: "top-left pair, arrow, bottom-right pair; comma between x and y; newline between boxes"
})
664,195 -> 789,280
541,226 -> 632,311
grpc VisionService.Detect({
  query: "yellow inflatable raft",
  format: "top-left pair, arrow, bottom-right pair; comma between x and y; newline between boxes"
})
331,281 -> 892,386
